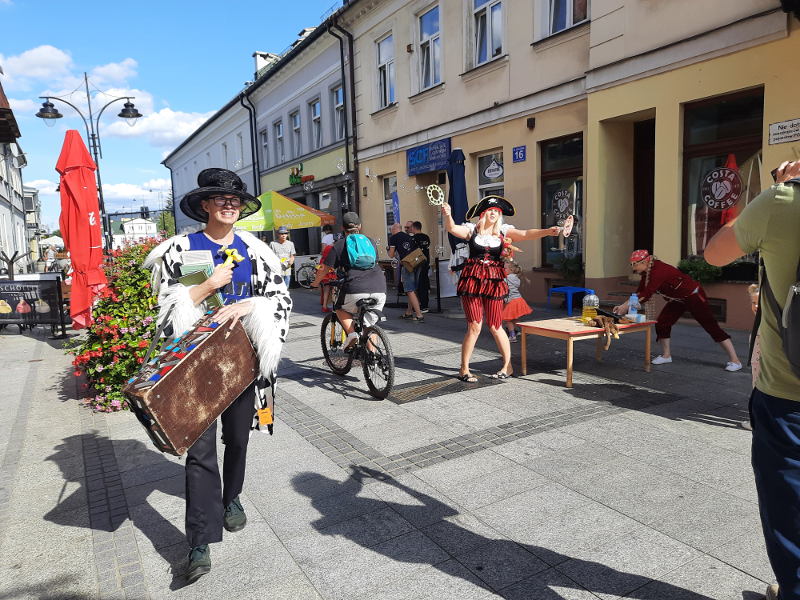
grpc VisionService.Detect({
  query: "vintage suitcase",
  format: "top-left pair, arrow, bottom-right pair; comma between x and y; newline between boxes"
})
122,308 -> 259,456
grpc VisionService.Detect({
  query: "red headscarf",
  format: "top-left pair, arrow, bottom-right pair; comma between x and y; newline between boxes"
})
630,249 -> 650,263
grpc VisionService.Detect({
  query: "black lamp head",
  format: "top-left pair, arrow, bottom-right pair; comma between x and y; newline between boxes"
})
118,101 -> 143,127
35,101 -> 63,127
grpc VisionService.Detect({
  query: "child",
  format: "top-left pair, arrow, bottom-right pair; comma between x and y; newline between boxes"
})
502,261 -> 532,343
320,244 -> 337,313
742,284 -> 761,431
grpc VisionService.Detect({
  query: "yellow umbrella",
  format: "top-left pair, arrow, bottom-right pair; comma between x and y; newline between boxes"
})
236,191 -> 336,232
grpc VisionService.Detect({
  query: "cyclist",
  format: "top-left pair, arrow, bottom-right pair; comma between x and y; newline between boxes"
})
311,212 -> 386,351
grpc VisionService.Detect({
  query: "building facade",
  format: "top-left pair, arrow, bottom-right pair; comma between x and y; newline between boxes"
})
110,217 -> 158,250
0,75 -> 28,273
22,185 -> 42,261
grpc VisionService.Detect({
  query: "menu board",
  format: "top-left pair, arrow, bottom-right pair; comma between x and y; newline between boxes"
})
0,277 -> 64,325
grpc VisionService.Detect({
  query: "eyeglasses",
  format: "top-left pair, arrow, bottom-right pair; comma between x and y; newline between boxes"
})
210,196 -> 244,208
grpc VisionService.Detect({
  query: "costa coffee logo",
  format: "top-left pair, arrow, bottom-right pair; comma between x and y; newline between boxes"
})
553,189 -> 573,219
701,167 -> 742,211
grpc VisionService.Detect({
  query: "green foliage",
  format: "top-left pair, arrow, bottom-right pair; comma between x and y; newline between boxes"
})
65,238 -> 162,412
554,255 -> 585,284
677,257 -> 723,284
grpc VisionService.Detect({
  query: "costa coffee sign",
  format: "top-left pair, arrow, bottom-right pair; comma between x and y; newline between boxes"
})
700,167 -> 742,211
553,189 -> 573,219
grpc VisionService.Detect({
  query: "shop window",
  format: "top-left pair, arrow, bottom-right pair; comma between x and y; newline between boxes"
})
383,175 -> 397,247
474,0 -> 502,66
420,6 -> 441,90
478,152 -> 504,199
377,34 -> 395,109
541,134 -> 583,267
682,90 -> 763,258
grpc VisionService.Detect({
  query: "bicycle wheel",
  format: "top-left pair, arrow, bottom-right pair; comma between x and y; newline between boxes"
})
296,266 -> 315,289
361,325 -> 395,399
320,313 -> 353,375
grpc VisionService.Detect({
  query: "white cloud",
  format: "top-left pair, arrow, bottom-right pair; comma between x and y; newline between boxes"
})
104,107 -> 213,148
0,46 -> 74,92
24,179 -> 58,195
91,58 -> 137,84
8,98 -> 37,112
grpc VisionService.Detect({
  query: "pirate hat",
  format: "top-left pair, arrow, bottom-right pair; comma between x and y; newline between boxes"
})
465,195 -> 516,220
179,168 -> 261,223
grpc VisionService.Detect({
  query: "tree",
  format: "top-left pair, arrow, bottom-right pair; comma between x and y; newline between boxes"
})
157,190 -> 175,237
49,229 -> 61,238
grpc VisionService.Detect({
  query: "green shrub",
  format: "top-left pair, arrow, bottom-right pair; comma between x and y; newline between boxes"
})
677,257 -> 723,284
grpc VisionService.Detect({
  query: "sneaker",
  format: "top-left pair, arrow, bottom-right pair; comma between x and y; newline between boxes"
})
186,545 -> 211,582
740,420 -> 753,431
421,307 -> 429,313
725,361 -> 743,372
344,332 -> 359,352
223,496 -> 247,532
399,313 -> 413,320
509,333 -> 518,343
413,315 -> 425,323
766,584 -> 779,600
321,307 -> 331,314
651,355 -> 672,365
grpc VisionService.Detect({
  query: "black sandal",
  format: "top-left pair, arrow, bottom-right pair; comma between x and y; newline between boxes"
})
457,373 -> 478,383
491,371 -> 511,379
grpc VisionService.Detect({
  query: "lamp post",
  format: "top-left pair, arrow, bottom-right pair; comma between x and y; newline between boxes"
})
35,72 -> 143,251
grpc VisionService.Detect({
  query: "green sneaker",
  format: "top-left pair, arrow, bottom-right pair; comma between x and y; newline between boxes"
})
223,496 -> 247,532
185,544 -> 210,583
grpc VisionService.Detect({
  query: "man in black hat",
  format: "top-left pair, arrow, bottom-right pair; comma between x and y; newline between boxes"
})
143,168 -> 292,582
311,212 -> 386,350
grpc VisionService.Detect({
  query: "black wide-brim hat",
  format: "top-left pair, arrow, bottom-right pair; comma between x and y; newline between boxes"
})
465,195 -> 515,220
179,168 -> 261,223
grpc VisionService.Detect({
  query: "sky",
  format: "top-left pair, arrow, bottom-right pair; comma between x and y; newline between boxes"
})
1,0 -> 341,231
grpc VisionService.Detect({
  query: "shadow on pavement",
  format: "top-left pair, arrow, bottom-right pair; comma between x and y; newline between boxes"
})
0,575 -> 94,600
293,467 -> 722,599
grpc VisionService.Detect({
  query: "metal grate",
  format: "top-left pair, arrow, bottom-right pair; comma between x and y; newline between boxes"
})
388,373 -> 506,405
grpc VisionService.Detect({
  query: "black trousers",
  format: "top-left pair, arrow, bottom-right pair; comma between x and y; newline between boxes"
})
417,267 -> 430,309
185,382 -> 256,547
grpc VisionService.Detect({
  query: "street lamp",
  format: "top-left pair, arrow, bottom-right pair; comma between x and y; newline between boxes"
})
35,72 -> 144,251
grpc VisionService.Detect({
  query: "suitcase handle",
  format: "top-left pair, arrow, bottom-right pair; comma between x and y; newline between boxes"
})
142,304 -> 175,366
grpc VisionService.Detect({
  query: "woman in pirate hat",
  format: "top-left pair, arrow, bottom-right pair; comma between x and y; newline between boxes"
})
443,195 -> 559,381
143,168 -> 292,581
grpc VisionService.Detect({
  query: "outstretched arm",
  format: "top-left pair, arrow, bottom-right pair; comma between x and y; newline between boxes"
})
441,204 -> 471,240
506,225 -> 560,242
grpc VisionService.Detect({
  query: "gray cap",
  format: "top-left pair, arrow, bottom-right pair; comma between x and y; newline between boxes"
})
342,212 -> 361,228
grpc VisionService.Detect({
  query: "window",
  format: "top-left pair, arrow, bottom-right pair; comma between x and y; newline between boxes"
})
236,132 -> 244,168
377,35 -> 395,109
260,130 -> 269,169
541,134 -> 583,266
383,175 -> 397,247
205,152 -> 211,168
333,87 -> 345,141
419,6 -> 441,90
682,90 -> 764,258
291,112 -> 302,158
550,0 -> 589,34
310,100 -> 322,150
477,152 -> 504,199
274,122 -> 284,164
474,0 -> 502,66
221,143 -> 228,169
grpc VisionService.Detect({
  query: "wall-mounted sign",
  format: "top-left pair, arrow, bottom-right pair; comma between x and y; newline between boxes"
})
512,146 -> 526,163
769,118 -> 800,145
289,163 -> 304,186
482,158 -> 504,180
407,138 -> 451,176
553,189 -> 573,219
700,167 -> 742,211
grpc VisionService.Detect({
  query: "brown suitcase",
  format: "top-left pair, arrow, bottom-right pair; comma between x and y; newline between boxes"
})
122,308 -> 259,456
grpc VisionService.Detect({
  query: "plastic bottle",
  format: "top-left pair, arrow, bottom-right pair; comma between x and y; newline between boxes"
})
629,293 -> 639,315
582,290 -> 599,323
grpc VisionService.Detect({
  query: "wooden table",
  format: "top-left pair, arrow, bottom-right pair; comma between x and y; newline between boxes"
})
518,317 -> 655,387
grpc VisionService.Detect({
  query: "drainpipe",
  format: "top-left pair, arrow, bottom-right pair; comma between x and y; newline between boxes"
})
330,18 -> 360,214
240,92 -> 261,197
326,23 -> 354,213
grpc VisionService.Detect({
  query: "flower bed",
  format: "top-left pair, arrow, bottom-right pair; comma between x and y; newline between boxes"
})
67,237 -> 162,412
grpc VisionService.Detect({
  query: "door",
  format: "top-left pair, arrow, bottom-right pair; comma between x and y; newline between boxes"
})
633,119 -> 655,253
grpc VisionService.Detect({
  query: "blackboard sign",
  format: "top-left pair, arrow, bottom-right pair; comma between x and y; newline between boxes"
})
0,276 -> 65,327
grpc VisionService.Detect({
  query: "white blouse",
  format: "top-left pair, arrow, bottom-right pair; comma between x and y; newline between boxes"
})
463,222 -> 515,247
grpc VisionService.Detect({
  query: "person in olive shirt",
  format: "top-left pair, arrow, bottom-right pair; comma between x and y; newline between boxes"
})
706,160 -> 800,600
411,221 -> 431,312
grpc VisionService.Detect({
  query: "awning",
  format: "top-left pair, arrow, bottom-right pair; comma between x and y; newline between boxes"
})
236,190 -> 336,232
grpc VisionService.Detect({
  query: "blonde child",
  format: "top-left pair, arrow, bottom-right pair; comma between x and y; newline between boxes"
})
742,283 -> 761,431
502,261 -> 532,343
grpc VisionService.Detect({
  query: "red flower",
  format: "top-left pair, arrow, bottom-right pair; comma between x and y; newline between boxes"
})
74,370 -> 81,377
137,357 -> 144,364
138,340 -> 149,348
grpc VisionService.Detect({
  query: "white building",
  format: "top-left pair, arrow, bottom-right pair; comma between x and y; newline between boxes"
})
0,76 -> 28,273
111,218 -> 158,250
22,185 -> 43,261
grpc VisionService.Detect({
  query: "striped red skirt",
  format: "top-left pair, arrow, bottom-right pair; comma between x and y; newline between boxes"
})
457,258 -> 508,300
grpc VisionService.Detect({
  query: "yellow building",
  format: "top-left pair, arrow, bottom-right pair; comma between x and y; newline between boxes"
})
339,0 -> 798,328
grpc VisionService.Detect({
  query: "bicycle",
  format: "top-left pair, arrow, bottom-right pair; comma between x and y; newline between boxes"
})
296,257 -> 320,289
318,282 -> 395,399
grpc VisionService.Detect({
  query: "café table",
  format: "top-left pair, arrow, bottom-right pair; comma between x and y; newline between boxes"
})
517,317 -> 655,387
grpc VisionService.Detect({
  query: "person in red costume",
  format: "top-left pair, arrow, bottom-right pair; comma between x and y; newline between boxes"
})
614,250 -> 742,371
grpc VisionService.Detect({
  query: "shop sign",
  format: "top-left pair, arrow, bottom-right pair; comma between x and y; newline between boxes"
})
483,158 -> 504,180
407,138 -> 451,176
512,146 -> 526,163
700,167 -> 742,211
289,163 -> 303,186
769,118 -> 800,145
553,189 -> 573,219
0,277 -> 65,327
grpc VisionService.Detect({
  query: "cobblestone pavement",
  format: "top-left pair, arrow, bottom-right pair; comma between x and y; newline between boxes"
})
0,290 -> 772,599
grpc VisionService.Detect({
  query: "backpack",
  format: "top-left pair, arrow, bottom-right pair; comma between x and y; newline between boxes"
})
345,234 -> 377,270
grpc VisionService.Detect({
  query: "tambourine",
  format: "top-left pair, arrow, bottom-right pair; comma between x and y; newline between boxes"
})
427,184 -> 445,206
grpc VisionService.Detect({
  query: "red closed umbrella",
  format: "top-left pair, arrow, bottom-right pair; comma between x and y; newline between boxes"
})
56,130 -> 107,330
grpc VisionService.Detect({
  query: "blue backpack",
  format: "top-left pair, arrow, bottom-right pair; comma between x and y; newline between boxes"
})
345,234 -> 377,270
